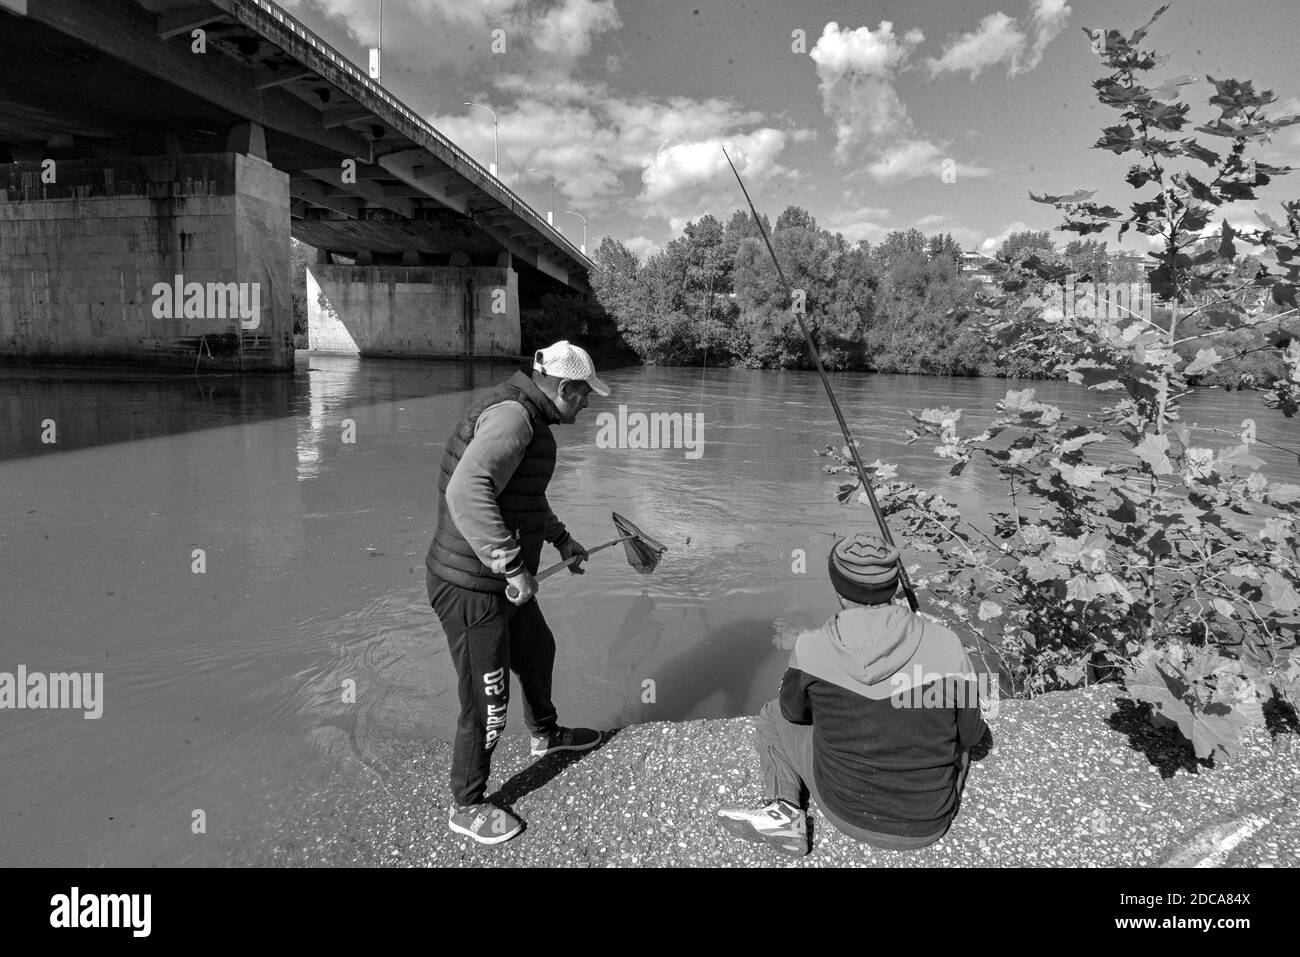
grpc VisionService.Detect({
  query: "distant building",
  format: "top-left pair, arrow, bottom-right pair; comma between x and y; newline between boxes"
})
1107,250 -> 1146,278
959,251 -> 995,284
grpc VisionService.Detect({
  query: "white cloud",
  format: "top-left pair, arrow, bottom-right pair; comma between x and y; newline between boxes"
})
281,0 -> 615,73
927,0 -> 1071,80
533,0 -> 621,59
926,12 -> 1025,80
809,21 -> 925,162
643,129 -> 791,232
806,18 -> 1001,184
866,139 -> 993,183
979,220 -> 1033,255
908,215 -> 984,250
1026,0 -> 1072,71
621,235 -> 661,261
825,204 -> 892,244
429,81 -> 802,232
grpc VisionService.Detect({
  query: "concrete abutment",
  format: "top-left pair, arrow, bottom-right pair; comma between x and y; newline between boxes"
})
306,263 -> 520,358
0,151 -> 293,371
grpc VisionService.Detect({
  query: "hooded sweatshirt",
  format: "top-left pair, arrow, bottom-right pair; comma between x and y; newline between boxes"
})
780,604 -> 989,837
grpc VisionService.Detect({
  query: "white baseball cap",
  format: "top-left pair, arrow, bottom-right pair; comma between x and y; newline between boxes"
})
533,340 -> 610,397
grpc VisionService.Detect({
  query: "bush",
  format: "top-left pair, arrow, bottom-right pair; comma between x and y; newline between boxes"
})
820,7 -> 1300,764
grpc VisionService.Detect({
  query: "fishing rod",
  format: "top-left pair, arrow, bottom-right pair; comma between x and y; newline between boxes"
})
722,146 -> 919,612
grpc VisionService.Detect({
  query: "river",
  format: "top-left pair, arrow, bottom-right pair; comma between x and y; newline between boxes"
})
1,356 -> 1295,865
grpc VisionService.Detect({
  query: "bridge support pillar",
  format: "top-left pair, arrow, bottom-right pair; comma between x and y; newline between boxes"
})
306,264 -> 520,357
0,151 -> 292,371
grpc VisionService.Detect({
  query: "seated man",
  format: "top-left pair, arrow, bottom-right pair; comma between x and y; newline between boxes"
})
717,532 -> 989,857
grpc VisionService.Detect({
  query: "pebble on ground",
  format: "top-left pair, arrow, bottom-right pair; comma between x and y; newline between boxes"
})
227,685 -> 1300,867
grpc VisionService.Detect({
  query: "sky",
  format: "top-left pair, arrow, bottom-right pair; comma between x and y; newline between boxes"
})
279,0 -> 1300,261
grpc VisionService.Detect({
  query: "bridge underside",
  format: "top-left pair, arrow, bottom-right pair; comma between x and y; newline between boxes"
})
0,0 -> 591,370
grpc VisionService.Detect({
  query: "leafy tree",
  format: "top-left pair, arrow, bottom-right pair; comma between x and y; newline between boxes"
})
775,205 -> 818,233
997,230 -> 1057,264
927,232 -> 963,279
823,6 -> 1300,763
1063,238 -> 1111,281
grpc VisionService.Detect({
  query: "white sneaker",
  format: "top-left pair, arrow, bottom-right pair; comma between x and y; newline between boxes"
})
448,803 -> 522,845
716,800 -> 809,857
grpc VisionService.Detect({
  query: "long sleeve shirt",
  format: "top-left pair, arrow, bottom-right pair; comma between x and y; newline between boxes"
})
444,400 -> 568,576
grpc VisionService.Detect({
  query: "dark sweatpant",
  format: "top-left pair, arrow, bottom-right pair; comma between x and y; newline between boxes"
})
428,572 -> 560,806
754,698 -> 969,851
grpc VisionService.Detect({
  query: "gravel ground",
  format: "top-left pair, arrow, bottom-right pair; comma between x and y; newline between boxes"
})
229,685 -> 1299,867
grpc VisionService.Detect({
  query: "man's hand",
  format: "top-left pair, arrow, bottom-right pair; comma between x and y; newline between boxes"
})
491,547 -> 537,604
505,568 -> 537,605
557,536 -> 589,575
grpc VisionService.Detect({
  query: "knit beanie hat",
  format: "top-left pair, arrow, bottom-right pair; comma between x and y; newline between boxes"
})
828,533 -> 900,605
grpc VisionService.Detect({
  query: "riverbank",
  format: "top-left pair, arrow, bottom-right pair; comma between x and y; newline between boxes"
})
232,684 -> 1298,867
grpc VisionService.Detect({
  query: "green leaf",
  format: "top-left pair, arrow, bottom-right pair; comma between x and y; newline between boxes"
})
1264,571 -> 1300,614
1066,573 -> 1135,604
1127,652 -> 1257,762
1262,518 -> 1292,541
1020,524 -> 1052,546
1213,444 -> 1266,475
1149,74 -> 1198,100
1020,556 -> 1068,582
1051,532 -> 1110,569
1272,658 -> 1300,707
1228,562 -> 1262,581
1219,221 -> 1237,259
1211,598 -> 1236,618
1179,138 -> 1220,167
916,407 -> 960,425
1029,189 -> 1097,205
1128,656 -> 1189,723
1184,348 -> 1223,376
1267,483 -> 1300,506
1059,430 -> 1108,454
1053,460 -> 1107,487
1053,661 -> 1085,687
1001,389 -> 1040,411
1134,433 -> 1174,475
1190,706 -> 1259,762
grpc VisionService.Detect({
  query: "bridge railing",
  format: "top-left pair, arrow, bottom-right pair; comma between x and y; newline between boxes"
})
235,0 -> 592,269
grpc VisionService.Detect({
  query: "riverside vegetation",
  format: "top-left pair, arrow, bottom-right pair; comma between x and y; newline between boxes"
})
819,6 -> 1300,766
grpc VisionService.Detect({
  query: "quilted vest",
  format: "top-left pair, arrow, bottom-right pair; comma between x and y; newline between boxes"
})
425,370 -> 561,593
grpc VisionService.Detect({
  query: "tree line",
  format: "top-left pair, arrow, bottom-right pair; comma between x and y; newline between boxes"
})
585,211 -> 1292,387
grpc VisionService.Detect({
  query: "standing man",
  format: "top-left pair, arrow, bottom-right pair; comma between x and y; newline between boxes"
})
427,340 -> 610,845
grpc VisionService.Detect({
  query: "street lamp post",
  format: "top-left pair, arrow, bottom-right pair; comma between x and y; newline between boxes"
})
529,168 -> 555,226
564,210 -> 587,254
464,102 -> 498,177
368,0 -> 383,83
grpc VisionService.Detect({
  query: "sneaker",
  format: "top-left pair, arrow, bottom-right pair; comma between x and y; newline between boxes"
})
448,802 -> 522,845
716,800 -> 810,857
529,726 -> 601,757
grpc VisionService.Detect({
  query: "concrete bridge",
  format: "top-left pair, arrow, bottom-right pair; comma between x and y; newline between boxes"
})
0,0 -> 594,371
